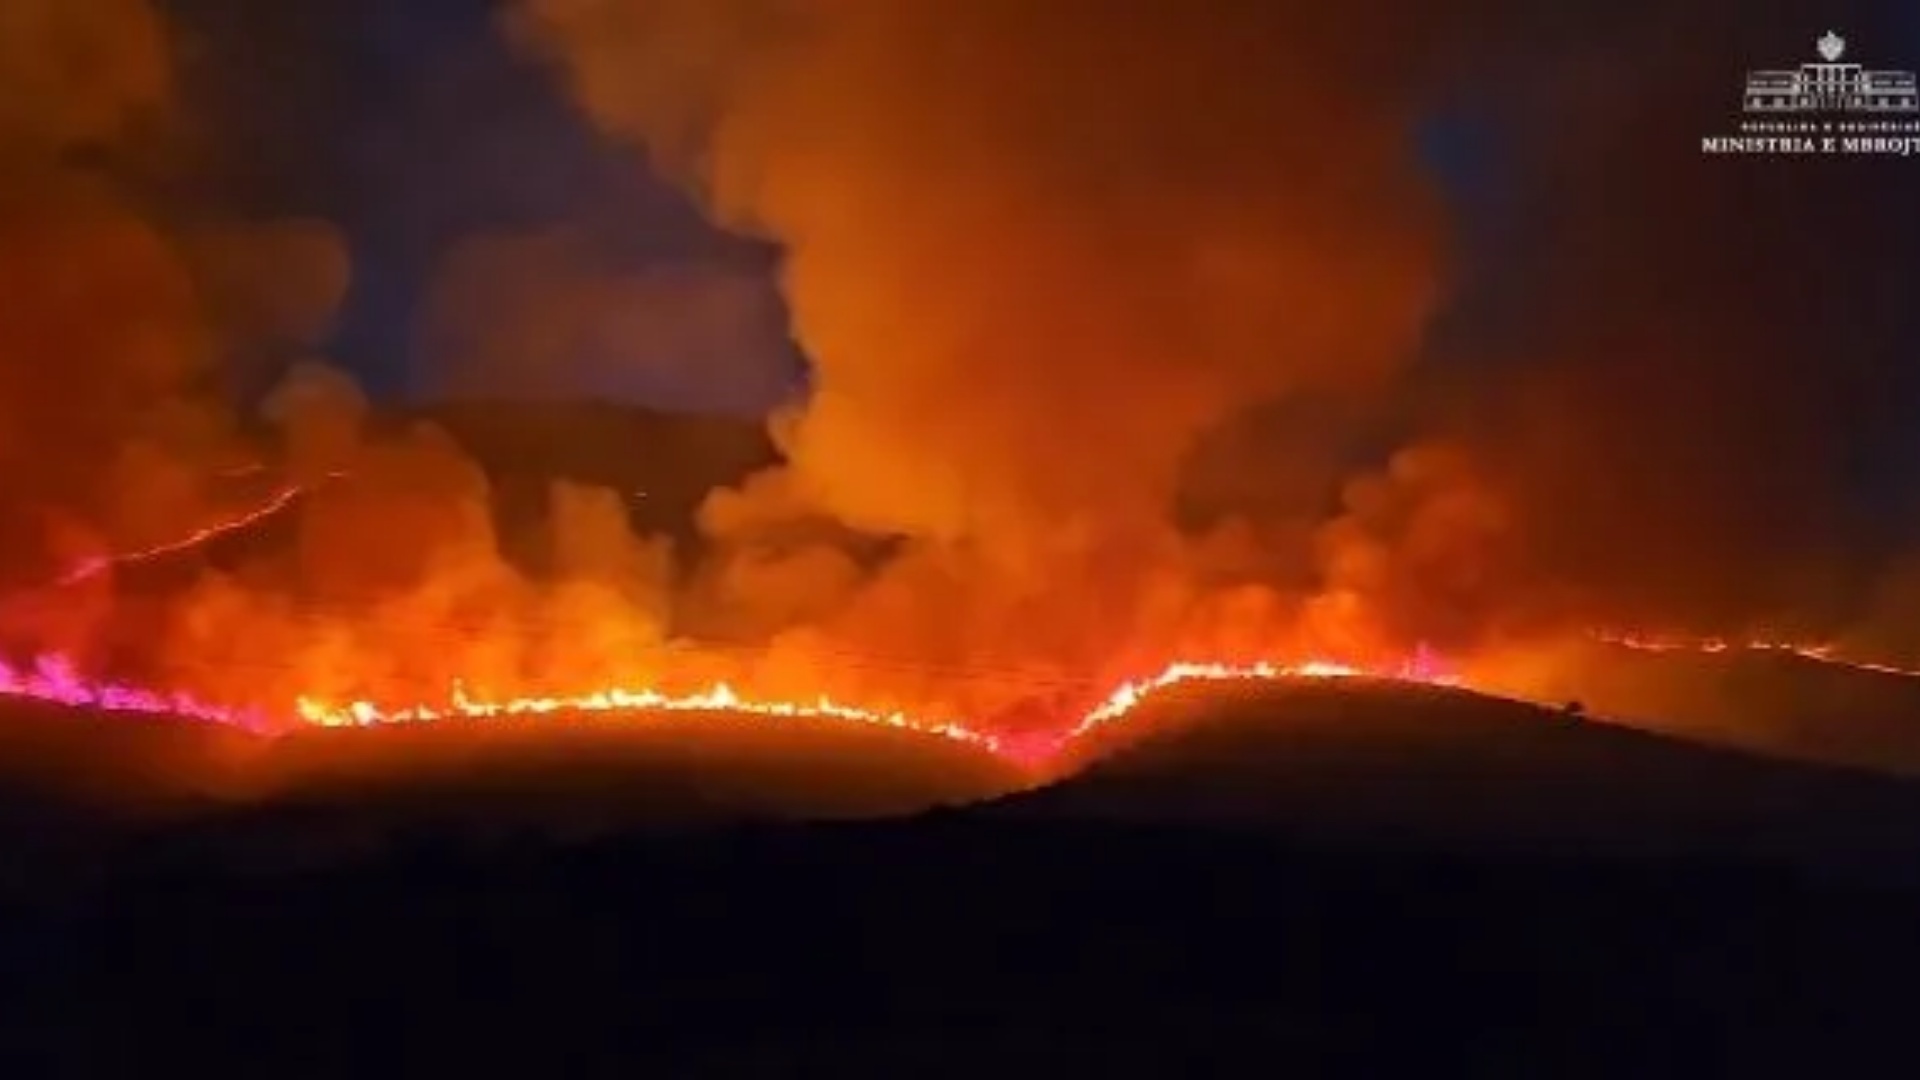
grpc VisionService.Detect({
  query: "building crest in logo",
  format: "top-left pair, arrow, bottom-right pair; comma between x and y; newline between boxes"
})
1743,30 -> 1917,113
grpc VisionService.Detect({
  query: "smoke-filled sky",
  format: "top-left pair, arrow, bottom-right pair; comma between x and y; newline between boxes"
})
2,0 -> 1920,722
168,0 -> 803,409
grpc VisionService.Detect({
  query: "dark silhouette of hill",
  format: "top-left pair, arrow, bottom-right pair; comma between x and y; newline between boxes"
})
267,712 -> 1028,819
2,683 -> 1920,1070
399,398 -> 776,485
0,696 -> 1030,888
169,712 -> 1032,872
2,807 -> 1917,1073
379,398 -> 777,545
994,679 -> 1920,877
0,698 -> 257,815
1516,639 -> 1920,779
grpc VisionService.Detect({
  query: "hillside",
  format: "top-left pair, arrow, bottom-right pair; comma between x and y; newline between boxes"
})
3,800 -> 1916,1073
5,680 -> 1920,1069
1502,639 -> 1920,778
0,695 -> 1030,889
993,678 -> 1920,876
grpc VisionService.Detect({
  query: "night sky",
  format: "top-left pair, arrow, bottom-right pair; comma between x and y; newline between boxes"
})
165,0 -> 798,408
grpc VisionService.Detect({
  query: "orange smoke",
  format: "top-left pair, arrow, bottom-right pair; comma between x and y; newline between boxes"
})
513,1 -> 1443,547
4,0 -> 1917,803
482,0 -> 1488,704
0,0 -> 350,591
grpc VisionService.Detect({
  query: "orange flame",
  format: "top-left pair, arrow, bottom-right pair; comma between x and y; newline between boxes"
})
294,680 -> 1002,754
50,474 -> 344,587
1590,630 -> 1920,681
0,644 -> 1462,772
277,653 -> 1455,767
5,465 -> 1473,770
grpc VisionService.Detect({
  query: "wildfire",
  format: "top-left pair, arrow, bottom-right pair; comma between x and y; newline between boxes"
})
0,652 -> 268,731
8,622 -> 1919,776
19,465 -> 1920,776
1591,630 -> 1920,681
51,480 -> 325,587
1069,655 -> 1456,741
17,525 -> 1920,776
0,467 -> 1470,770
0,646 -> 1456,770
293,681 -> 1005,756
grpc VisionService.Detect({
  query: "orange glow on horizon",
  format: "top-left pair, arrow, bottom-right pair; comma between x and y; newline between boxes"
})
1590,629 -> 1920,681
11,467 -> 1920,778
3,625 -> 1917,780
1,646 -> 1460,771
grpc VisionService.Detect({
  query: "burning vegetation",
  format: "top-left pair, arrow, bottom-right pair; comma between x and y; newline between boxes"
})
0,0 -> 1917,793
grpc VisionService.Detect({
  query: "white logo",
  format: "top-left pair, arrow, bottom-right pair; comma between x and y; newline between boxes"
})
1742,31 -> 1916,114
1703,31 -> 1920,156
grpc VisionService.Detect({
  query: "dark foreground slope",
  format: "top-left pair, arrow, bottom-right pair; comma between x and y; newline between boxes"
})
1513,639 -> 1920,778
2,814 -> 1918,1075
0,697 -> 1030,886
1002,679 -> 1920,876
3,685 -> 1920,1073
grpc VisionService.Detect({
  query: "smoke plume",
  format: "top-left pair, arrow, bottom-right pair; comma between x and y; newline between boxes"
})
516,1 -> 1455,541
501,0 -> 1920,690
5,0 -> 1920,767
497,0 -> 1500,699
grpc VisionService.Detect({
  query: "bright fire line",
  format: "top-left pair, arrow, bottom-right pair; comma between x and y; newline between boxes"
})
43,469 -> 347,589
4,469 -> 1469,767
15,469 -> 1920,767
1592,630 -> 1920,681
7,631 -> 1918,769
293,681 -> 1005,755
0,649 -> 1454,768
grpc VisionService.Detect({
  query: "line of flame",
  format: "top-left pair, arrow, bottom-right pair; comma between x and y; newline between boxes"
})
0,653 -> 270,731
9,631 -> 1912,766
26,466 -> 1920,767
0,649 -> 1461,768
293,681 -> 1006,755
2,469 -> 1463,766
1069,655 -> 1461,741
52,486 -> 306,587
46,470 -> 349,589
1591,630 -> 1920,680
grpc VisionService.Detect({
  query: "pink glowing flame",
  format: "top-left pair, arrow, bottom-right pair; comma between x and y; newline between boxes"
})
0,653 -> 269,732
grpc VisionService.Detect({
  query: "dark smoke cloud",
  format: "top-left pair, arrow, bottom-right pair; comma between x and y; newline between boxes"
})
1392,4 -> 1920,645
414,225 -> 800,412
